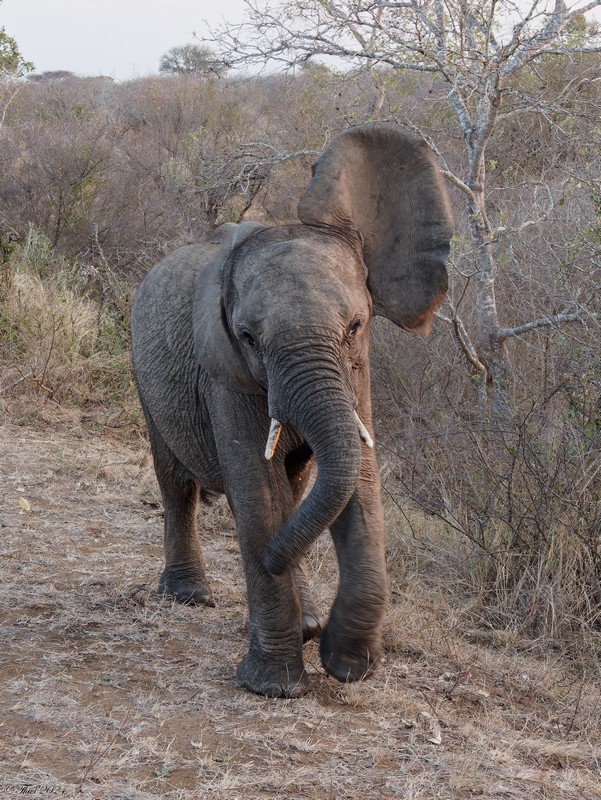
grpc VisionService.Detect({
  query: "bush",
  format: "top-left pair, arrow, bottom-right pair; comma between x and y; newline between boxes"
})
372,319 -> 600,649
0,227 -> 136,417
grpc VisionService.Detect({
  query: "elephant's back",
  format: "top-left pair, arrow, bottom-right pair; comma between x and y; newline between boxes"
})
131,244 -> 220,485
132,243 -> 218,334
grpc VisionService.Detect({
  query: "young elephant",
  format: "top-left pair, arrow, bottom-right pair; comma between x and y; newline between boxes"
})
131,123 -> 453,697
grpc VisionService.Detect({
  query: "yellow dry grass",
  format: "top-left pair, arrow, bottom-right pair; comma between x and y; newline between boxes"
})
1,266 -> 137,422
0,420 -> 600,799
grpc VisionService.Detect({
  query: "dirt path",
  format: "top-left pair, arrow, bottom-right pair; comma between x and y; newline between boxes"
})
1,423 -> 599,799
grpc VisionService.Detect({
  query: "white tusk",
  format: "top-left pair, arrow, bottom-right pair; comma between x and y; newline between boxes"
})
354,411 -> 374,448
264,418 -> 282,460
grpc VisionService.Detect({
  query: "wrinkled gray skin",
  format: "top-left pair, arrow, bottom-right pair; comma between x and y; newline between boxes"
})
131,124 -> 453,698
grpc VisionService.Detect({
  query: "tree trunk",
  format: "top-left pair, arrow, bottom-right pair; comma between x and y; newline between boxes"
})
466,193 -> 511,419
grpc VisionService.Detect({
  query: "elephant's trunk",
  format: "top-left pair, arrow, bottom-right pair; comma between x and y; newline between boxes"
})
263,345 -> 362,575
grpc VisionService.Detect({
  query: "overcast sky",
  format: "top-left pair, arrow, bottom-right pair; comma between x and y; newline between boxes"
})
1,0 -> 247,81
4,1 -> 601,81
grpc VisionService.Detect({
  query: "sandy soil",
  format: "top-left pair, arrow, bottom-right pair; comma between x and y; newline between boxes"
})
1,421 -> 599,799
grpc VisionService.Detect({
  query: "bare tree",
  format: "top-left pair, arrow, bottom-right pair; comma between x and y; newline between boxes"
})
212,0 -> 601,417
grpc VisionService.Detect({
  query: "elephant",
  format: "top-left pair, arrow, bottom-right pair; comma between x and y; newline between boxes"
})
131,123 -> 453,698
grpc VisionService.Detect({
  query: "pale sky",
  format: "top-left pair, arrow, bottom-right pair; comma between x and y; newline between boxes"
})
3,1 -> 600,81
1,0 -> 247,81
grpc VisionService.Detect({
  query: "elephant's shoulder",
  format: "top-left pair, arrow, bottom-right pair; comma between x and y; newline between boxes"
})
135,222 -> 266,320
136,244 -> 220,308
141,222 -> 265,292
156,242 -> 222,280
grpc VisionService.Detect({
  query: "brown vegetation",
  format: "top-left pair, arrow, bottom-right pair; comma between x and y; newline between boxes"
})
0,62 -> 599,797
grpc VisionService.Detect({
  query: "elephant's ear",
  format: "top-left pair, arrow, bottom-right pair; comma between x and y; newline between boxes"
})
193,222 -> 265,394
298,124 -> 453,334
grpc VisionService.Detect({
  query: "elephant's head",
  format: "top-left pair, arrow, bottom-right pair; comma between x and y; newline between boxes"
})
193,124 -> 453,574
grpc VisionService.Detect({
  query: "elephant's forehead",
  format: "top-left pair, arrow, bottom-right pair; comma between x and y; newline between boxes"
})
235,234 -> 363,292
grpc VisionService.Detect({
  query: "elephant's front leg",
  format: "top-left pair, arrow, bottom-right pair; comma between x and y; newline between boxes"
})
321,434 -> 388,683
215,395 -> 307,698
235,518 -> 307,697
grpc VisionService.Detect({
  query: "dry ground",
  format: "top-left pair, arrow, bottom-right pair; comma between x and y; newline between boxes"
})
1,417 -> 600,800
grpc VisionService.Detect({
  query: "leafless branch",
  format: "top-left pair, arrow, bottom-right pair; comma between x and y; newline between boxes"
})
0,84 -> 20,130
498,312 -> 584,340
441,170 -> 477,204
436,307 -> 488,377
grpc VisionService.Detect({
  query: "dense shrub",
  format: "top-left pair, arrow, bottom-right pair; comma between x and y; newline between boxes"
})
0,227 -> 135,415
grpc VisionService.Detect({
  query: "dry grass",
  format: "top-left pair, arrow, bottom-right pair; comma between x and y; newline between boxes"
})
1,419 -> 600,799
0,232 -> 137,427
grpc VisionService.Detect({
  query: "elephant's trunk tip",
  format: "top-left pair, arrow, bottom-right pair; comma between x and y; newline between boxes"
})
263,539 -> 288,576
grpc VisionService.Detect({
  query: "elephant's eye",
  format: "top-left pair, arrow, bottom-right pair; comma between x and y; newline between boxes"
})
240,329 -> 258,349
347,318 -> 362,338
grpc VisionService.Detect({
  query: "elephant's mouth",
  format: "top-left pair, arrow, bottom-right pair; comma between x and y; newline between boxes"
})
264,412 -> 372,461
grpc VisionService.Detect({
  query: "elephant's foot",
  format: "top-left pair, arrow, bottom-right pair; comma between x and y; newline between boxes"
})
158,569 -> 215,607
236,651 -> 309,698
319,623 -> 379,683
